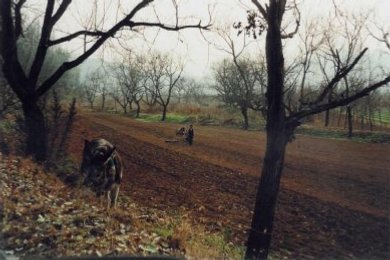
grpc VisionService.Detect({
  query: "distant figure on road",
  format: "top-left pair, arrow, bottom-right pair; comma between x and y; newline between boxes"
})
176,126 -> 186,137
186,124 -> 194,145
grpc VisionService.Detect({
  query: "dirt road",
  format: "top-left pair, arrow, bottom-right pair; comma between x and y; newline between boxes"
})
68,112 -> 390,259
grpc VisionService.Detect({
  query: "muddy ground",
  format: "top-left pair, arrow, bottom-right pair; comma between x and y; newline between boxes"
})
68,112 -> 390,259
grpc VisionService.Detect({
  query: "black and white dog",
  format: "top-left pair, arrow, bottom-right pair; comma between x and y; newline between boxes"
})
81,138 -> 123,209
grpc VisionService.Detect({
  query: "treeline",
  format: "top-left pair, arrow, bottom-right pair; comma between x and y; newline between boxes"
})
80,52 -> 209,120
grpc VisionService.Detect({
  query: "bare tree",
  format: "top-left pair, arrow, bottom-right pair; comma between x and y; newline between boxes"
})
181,77 -> 207,105
175,77 -> 187,104
99,79 -> 109,111
83,70 -> 101,109
145,52 -> 183,121
0,0 -> 210,161
112,53 -> 145,117
211,25 -> 267,129
317,9 -> 369,136
110,84 -> 131,114
234,1 -> 390,258
213,57 -> 266,129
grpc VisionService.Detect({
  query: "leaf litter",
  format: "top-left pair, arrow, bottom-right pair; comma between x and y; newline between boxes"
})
0,154 -> 186,258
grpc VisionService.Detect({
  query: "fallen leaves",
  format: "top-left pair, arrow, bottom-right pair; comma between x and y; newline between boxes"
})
0,154 -> 186,258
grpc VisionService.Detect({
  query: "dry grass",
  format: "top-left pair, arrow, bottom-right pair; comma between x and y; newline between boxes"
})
153,214 -> 244,259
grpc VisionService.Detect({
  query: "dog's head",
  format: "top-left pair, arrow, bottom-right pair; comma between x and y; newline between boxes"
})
81,139 -> 116,188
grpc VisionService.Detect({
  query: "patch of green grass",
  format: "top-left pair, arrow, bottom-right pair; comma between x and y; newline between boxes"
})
199,232 -> 244,258
296,125 -> 390,144
372,110 -> 390,124
135,113 -> 192,124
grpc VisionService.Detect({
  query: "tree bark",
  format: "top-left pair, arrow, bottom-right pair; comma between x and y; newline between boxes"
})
245,1 -> 288,258
324,109 -> 330,127
246,128 -> 288,259
161,105 -> 167,121
101,93 -> 105,110
241,106 -> 249,130
135,101 -> 141,118
347,106 -> 353,138
22,100 -> 47,162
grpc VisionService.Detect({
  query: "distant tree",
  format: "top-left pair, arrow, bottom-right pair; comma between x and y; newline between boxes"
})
182,78 -> 207,105
99,78 -> 109,111
213,57 -> 266,129
145,52 -> 183,121
211,25 -> 267,129
234,1 -> 390,258
0,0 -> 210,161
112,53 -> 145,117
317,9 -> 369,136
83,70 -> 101,109
110,84 -> 131,114
175,77 -> 187,104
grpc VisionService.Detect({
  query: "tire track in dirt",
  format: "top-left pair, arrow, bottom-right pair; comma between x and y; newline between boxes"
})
68,113 -> 390,259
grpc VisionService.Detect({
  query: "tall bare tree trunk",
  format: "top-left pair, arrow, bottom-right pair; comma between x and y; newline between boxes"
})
101,93 -> 106,111
245,1 -> 293,258
135,100 -> 141,118
22,100 -> 47,162
246,128 -> 289,258
241,106 -> 249,130
162,105 -> 168,121
324,109 -> 330,127
347,105 -> 353,138
324,94 -> 332,127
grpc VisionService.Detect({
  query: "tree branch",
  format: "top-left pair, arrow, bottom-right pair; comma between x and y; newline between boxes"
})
48,30 -> 106,46
251,0 -> 267,19
28,0 -> 55,87
281,18 -> 299,39
36,0 -> 154,97
368,23 -> 390,50
36,0 -> 210,97
0,0 -> 29,100
312,47 -> 368,105
51,0 -> 72,25
288,74 -> 390,123
281,0 -> 300,39
130,21 -> 211,31
14,0 -> 27,39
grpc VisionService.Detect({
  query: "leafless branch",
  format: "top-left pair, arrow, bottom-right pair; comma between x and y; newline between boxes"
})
313,47 -> 368,105
48,30 -> 106,46
281,0 -> 300,39
251,0 -> 267,19
37,0 -> 210,97
368,22 -> 390,50
14,0 -> 27,39
288,74 -> 390,122
130,21 -> 210,31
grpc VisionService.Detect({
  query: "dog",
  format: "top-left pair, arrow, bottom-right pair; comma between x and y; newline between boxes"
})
81,138 -> 123,209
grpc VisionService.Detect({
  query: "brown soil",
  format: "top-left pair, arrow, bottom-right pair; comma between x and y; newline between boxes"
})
68,112 -> 390,259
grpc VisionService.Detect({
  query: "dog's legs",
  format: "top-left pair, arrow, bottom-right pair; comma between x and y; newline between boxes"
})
112,186 -> 120,208
106,190 -> 111,209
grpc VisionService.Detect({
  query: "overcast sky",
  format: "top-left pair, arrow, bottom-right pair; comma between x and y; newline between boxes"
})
45,0 -> 390,80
